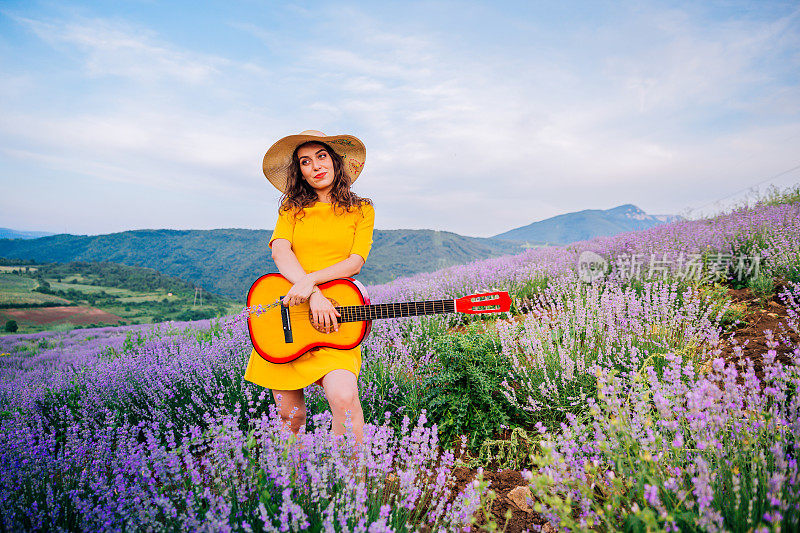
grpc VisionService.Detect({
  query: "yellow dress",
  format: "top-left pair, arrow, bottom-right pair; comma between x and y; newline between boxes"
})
243,201 -> 375,390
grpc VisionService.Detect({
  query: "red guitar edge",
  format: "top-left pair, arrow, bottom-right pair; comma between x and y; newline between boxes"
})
246,274 -> 373,364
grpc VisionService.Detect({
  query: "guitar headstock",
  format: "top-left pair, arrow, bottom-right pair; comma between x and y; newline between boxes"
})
455,291 -> 512,314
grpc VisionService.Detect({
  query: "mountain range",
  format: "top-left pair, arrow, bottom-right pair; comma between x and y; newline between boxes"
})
492,204 -> 681,245
0,228 -> 56,240
0,204 -> 678,300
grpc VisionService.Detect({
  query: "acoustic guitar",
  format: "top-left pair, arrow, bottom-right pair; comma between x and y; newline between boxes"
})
247,273 -> 511,364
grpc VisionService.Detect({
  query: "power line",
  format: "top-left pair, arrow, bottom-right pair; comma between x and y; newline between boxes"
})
682,161 -> 800,218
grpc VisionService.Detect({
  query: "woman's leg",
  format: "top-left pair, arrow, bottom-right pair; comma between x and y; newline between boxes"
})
321,369 -> 364,442
271,388 -> 306,435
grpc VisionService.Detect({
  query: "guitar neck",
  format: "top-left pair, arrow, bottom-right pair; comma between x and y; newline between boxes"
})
336,299 -> 456,323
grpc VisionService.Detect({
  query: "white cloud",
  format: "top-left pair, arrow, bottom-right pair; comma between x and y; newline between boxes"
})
12,14 -> 226,84
1,2 -> 799,236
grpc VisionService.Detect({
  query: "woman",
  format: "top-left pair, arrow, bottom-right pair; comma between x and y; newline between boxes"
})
244,130 -> 374,443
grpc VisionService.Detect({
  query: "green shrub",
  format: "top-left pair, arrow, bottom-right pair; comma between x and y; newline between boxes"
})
4,320 -> 18,333
175,308 -> 216,322
421,326 -> 524,452
760,183 -> 800,207
33,279 -> 53,294
775,258 -> 800,285
724,229 -> 771,289
512,276 -> 549,314
468,426 -> 538,470
747,272 -> 775,301
699,283 -> 745,333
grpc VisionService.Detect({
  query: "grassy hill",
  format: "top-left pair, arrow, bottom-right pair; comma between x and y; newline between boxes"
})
361,229 -> 523,282
0,228 -> 524,300
0,260 -> 241,334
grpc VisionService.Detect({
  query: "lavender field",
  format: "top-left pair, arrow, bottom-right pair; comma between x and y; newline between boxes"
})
1,191 -> 799,532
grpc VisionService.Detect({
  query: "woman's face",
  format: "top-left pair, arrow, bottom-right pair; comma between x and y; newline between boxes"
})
296,143 -> 335,199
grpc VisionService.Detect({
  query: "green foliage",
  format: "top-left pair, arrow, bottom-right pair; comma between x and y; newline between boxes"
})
0,257 -> 37,266
467,427 -> 538,470
725,231 -> 770,289
359,229 -> 523,285
2,259 -> 240,334
189,319 -> 225,344
511,275 -> 549,314
33,278 -> 52,294
174,308 -> 217,321
620,273 -> 699,300
747,272 -> 775,301
4,319 -> 17,333
699,283 -> 746,333
780,261 -> 800,284
620,275 -> 647,296
421,326 -> 524,452
123,329 -> 147,353
0,301 -> 76,309
33,260 -> 201,295
759,183 -> 800,207
0,228 -> 525,299
358,353 -> 428,431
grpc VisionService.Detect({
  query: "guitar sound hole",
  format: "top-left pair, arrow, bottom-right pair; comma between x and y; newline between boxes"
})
309,298 -> 340,333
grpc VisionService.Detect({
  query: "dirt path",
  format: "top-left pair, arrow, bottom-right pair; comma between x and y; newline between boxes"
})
717,282 -> 799,377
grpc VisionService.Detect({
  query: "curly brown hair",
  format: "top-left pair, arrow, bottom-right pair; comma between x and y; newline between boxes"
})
279,141 -> 372,218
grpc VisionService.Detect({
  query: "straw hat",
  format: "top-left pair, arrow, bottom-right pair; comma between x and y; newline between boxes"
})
262,130 -> 366,193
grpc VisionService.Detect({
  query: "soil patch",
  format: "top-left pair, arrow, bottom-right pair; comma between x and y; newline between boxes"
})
717,282 -> 799,378
1,306 -> 124,325
450,467 -> 549,532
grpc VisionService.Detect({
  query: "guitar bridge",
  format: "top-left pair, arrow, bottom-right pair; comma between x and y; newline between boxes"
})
280,298 -> 293,344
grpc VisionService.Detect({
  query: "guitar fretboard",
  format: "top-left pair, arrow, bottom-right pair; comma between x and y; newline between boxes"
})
336,299 -> 456,322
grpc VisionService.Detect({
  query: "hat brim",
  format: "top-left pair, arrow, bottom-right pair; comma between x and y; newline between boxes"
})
263,133 -> 366,193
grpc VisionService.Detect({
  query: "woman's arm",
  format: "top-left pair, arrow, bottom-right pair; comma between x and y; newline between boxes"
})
271,239 -> 365,304
270,239 -> 308,285
272,239 -> 365,333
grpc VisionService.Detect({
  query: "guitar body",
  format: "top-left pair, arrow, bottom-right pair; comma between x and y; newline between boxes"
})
247,273 -> 510,365
247,273 -> 372,364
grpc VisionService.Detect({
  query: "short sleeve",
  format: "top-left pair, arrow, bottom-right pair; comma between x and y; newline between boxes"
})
268,206 -> 296,249
350,203 -> 375,262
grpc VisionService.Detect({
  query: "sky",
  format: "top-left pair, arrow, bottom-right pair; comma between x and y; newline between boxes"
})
1,0 -> 799,238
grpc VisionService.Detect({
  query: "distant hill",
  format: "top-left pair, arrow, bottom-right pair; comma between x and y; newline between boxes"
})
0,229 -> 523,300
493,204 -> 682,245
34,260 -> 204,295
0,228 -> 55,240
364,229 -> 523,282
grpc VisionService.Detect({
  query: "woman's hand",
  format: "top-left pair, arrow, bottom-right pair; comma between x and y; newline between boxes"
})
309,290 -> 340,333
282,274 -> 317,306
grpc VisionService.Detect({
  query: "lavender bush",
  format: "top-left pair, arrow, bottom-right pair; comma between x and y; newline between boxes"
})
2,190 -> 799,531
496,277 -> 732,427
0,395 -> 487,531
0,317 -> 489,531
526,282 -> 800,532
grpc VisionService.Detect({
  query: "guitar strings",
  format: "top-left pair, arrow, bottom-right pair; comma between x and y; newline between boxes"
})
250,292 -> 508,320
250,300 -> 456,321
